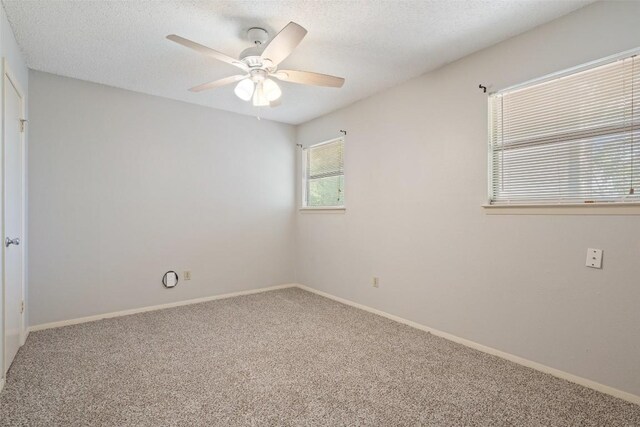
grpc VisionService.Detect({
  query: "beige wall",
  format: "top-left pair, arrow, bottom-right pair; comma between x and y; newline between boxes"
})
28,71 -> 296,326
295,1 -> 640,396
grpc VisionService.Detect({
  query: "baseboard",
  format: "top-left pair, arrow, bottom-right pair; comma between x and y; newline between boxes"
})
29,284 -> 297,332
294,284 -> 640,406
20,329 -> 29,346
0,377 -> 4,394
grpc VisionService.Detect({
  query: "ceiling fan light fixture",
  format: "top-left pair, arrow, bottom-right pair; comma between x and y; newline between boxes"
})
168,21 -> 345,107
234,79 -> 254,101
263,78 -> 282,101
252,81 -> 270,107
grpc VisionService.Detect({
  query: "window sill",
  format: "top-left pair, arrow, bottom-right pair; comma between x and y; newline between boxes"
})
299,206 -> 346,213
482,202 -> 640,215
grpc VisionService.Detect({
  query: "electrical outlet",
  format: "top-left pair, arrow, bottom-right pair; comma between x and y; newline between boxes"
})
372,277 -> 379,288
184,271 -> 192,280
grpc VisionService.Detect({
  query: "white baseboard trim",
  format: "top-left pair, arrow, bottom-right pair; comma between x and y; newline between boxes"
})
295,284 -> 640,406
20,329 -> 29,346
28,284 -> 297,332
0,378 -> 4,394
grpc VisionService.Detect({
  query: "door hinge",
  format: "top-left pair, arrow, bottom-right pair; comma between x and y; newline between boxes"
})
19,119 -> 27,133
20,300 -> 24,314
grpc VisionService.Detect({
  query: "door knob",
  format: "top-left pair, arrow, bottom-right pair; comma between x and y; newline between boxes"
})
5,237 -> 20,247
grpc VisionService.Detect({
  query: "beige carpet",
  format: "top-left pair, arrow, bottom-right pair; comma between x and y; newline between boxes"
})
0,287 -> 638,426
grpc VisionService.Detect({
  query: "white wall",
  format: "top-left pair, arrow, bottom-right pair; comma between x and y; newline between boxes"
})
295,1 -> 640,397
28,71 -> 295,326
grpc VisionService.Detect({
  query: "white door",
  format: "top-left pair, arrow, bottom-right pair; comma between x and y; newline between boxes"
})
4,71 -> 24,375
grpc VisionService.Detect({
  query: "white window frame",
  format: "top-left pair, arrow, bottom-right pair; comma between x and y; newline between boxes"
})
485,47 -> 640,215
300,137 -> 345,211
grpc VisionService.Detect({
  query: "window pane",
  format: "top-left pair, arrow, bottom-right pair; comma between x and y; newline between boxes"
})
489,54 -> 639,205
307,175 -> 344,206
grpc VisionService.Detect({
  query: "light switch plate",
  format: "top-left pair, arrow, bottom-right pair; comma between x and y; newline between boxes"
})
586,248 -> 603,269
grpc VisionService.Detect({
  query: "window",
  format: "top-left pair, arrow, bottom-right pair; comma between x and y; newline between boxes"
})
488,52 -> 639,205
302,138 -> 344,208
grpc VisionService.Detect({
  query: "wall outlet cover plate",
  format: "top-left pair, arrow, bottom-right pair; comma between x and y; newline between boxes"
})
586,248 -> 603,269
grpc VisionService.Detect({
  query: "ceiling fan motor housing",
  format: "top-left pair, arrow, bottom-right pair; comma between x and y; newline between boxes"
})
240,51 -> 275,72
240,27 -> 275,70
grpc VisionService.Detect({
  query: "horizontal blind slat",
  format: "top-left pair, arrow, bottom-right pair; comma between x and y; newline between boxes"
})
489,54 -> 638,204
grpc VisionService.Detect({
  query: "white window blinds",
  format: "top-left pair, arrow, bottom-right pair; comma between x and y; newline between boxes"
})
489,53 -> 639,205
304,138 -> 344,207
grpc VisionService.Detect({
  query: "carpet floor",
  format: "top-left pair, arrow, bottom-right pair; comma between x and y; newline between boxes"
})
0,287 -> 638,426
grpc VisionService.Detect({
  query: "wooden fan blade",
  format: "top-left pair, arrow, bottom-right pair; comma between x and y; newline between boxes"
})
167,35 -> 248,71
260,22 -> 307,65
270,98 -> 282,108
273,70 -> 345,88
189,75 -> 246,93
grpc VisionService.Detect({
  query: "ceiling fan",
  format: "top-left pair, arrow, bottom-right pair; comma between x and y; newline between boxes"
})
167,22 -> 345,107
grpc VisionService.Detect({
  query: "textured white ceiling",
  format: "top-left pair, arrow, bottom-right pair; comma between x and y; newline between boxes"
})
3,0 -> 593,124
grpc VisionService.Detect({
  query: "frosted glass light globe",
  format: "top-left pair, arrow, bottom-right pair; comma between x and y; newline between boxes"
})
263,78 -> 282,102
234,79 -> 255,101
